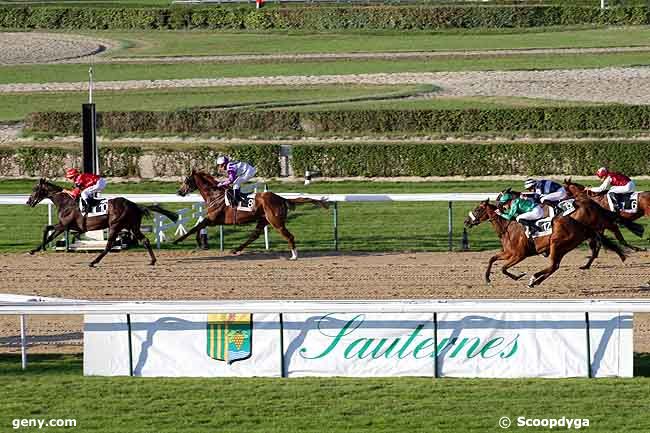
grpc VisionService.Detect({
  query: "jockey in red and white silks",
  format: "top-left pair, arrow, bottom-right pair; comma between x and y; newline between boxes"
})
588,167 -> 636,211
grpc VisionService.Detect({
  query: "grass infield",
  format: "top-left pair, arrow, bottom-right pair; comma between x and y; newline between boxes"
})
0,353 -> 649,433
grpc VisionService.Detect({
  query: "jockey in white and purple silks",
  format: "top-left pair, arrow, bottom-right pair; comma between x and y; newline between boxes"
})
216,155 -> 257,206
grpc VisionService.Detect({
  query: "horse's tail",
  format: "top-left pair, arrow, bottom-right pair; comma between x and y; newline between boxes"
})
614,214 -> 645,238
597,232 -> 627,262
286,197 -> 330,210
142,204 -> 178,222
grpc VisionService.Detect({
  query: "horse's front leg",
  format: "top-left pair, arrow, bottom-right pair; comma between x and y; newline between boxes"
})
173,218 -> 209,245
485,251 -> 506,284
30,224 -> 64,254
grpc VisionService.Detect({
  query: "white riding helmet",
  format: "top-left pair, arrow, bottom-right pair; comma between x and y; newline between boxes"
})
216,155 -> 229,166
524,178 -> 537,189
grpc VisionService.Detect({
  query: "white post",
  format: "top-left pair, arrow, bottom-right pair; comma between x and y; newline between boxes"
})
600,0 -> 605,9
88,67 -> 93,104
20,315 -> 27,370
263,184 -> 270,250
47,202 -> 53,249
154,203 -> 161,249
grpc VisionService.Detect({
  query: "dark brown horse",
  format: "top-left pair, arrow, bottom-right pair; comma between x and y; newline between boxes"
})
564,178 -> 650,222
464,199 -> 626,287
26,178 -> 177,267
173,170 -> 328,259
498,187 -> 645,256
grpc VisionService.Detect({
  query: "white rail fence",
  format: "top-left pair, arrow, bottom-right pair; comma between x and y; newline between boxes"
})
1,295 -> 647,374
0,192 -> 498,251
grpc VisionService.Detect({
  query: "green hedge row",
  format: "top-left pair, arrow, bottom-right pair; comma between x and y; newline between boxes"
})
1,142 -> 648,178
25,106 -> 650,136
0,145 -> 280,178
292,141 -> 650,177
1,5 -> 649,30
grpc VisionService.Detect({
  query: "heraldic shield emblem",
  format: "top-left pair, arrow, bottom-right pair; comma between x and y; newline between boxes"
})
206,313 -> 252,364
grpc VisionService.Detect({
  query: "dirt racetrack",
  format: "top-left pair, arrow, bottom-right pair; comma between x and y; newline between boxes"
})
1,249 -> 649,352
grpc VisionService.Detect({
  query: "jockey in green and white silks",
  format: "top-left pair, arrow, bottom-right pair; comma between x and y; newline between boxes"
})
499,192 -> 544,233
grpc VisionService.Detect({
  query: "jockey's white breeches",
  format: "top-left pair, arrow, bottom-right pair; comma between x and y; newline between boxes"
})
81,178 -> 107,201
540,187 -> 568,203
232,167 -> 257,191
607,181 -> 636,210
516,206 -> 544,222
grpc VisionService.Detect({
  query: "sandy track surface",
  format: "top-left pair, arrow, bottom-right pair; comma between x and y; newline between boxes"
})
0,32 -> 112,66
3,67 -> 650,105
1,249 -> 648,352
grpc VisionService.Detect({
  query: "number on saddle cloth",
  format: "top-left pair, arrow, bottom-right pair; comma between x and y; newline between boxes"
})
616,193 -> 639,212
80,196 -> 108,216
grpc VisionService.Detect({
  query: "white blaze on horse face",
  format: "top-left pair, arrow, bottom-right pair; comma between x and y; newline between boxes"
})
468,211 -> 477,222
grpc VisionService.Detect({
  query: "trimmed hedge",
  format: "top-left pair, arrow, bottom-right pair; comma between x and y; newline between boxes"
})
1,142 -> 648,178
25,106 -> 650,136
1,5 -> 649,30
0,145 -> 280,178
292,141 -> 650,177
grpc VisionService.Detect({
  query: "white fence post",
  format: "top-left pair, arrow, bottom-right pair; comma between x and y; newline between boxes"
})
263,184 -> 270,250
20,314 -> 27,370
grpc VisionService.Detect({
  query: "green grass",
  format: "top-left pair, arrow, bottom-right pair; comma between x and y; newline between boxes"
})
1,353 -> 650,433
84,27 -> 650,58
0,85 -> 426,121
2,179 -> 648,253
2,51 -> 649,87
0,88 -> 597,122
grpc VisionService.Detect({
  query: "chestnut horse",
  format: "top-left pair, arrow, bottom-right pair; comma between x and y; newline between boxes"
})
464,199 -> 626,287
26,178 -> 178,267
564,178 -> 650,222
497,187 -> 645,255
173,170 -> 328,259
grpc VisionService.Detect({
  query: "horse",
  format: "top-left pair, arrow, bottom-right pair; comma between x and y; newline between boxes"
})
26,178 -> 178,267
173,170 -> 329,260
497,187 -> 645,257
464,199 -> 626,287
564,178 -> 650,222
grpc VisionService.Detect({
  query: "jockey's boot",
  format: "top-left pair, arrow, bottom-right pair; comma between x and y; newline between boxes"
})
232,189 -> 241,207
608,193 -> 619,212
520,220 -> 537,237
80,199 -> 90,232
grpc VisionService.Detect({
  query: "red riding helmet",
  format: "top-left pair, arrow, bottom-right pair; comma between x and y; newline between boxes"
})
65,168 -> 80,180
596,167 -> 609,178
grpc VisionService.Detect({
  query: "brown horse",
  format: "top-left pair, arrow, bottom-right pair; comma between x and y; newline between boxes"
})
464,199 -> 626,287
498,187 -> 645,256
173,170 -> 328,259
564,178 -> 650,222
26,178 -> 177,267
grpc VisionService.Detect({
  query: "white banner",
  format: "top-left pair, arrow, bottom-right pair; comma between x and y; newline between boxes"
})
84,312 -> 632,378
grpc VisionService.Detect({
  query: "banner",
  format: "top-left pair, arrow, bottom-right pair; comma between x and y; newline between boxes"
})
84,311 -> 632,378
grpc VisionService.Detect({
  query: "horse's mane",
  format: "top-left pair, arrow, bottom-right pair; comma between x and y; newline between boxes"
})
192,170 -> 221,188
42,178 -> 63,192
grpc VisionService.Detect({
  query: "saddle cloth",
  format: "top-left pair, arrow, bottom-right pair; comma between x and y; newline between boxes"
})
614,192 -> 640,213
225,192 -> 256,212
79,197 -> 109,216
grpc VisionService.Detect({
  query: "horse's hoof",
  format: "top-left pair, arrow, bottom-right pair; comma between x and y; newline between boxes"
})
579,265 -> 590,270
528,276 -> 536,288
231,250 -> 241,256
149,261 -> 156,266
89,263 -> 96,268
28,250 -> 35,256
514,273 -> 526,281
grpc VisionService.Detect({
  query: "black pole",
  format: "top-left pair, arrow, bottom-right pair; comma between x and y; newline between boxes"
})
585,312 -> 592,378
127,314 -> 134,377
82,103 -> 98,174
279,313 -> 286,378
433,312 -> 439,378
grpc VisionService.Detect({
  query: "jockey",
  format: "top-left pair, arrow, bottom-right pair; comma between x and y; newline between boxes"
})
498,192 -> 544,234
64,168 -> 107,214
523,178 -> 568,207
588,167 -> 635,211
216,155 -> 257,206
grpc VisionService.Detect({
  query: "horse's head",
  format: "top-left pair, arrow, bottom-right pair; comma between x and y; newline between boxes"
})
563,178 -> 586,197
177,171 -> 198,196
26,178 -> 59,207
465,199 -> 494,228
